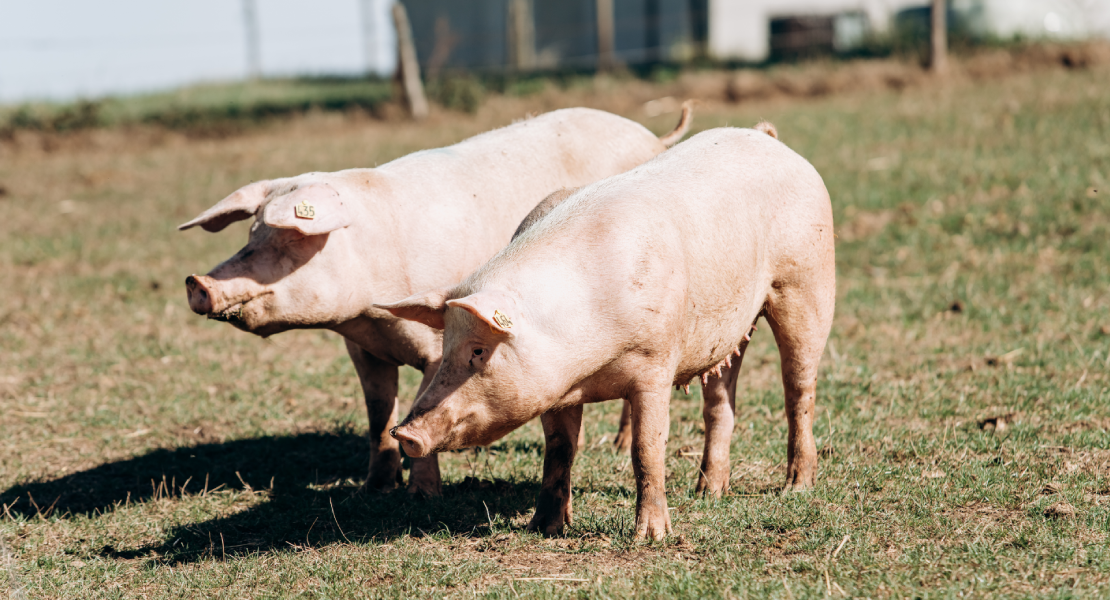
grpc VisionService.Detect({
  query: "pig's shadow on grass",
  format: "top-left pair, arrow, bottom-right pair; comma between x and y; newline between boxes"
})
0,429 -> 541,564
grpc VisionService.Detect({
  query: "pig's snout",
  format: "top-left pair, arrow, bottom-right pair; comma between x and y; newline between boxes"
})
185,275 -> 214,314
391,425 -> 430,458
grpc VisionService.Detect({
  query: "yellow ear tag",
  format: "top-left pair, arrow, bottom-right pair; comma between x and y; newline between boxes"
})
294,199 -> 316,220
492,310 -> 513,330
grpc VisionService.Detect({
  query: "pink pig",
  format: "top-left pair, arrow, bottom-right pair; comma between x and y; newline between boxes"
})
380,123 -> 835,539
180,107 -> 692,495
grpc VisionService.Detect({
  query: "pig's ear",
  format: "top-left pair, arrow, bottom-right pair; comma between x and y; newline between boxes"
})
262,183 -> 353,236
447,291 -> 519,335
178,181 -> 270,232
375,288 -> 450,330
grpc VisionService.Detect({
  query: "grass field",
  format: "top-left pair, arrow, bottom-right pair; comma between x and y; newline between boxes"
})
1,61 -> 1109,598
0,78 -> 397,137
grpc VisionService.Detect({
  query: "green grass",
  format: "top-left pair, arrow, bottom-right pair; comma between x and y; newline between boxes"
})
0,77 -> 395,135
1,63 -> 1109,598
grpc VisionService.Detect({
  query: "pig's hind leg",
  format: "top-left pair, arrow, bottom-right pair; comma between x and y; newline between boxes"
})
695,353 -> 744,497
347,340 -> 404,492
527,404 -> 584,536
613,400 -> 633,453
764,281 -> 835,492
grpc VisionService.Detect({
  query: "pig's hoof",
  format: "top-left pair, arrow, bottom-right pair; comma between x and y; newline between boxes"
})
633,517 -> 671,542
613,430 -> 633,454
526,510 -> 568,537
782,465 -> 816,493
359,480 -> 397,494
694,476 -> 728,499
406,478 -> 443,497
362,452 -> 403,493
781,478 -> 815,494
361,476 -> 399,494
362,466 -> 403,493
633,508 -> 672,541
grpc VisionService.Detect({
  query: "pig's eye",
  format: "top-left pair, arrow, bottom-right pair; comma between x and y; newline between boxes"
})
469,347 -> 487,369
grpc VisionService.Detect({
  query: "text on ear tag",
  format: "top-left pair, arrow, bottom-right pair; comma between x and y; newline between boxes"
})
492,310 -> 513,330
294,199 -> 316,220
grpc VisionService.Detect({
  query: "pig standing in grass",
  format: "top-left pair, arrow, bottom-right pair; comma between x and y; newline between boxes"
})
380,124 -> 835,539
180,107 -> 692,495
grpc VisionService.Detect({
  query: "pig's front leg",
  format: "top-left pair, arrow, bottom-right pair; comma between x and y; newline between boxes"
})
405,361 -> 443,496
346,340 -> 403,492
630,388 -> 672,540
527,404 -> 583,536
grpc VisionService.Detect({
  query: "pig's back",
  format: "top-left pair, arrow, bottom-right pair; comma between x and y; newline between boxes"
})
369,108 -> 666,291
378,107 -> 663,217
529,125 -> 830,278
657,126 -> 831,275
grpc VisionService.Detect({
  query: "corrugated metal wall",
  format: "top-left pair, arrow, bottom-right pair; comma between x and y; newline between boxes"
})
401,0 -> 708,73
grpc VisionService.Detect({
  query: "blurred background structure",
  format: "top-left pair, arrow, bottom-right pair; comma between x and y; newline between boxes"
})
403,0 -> 1110,71
2,0 -> 1109,103
1,0 -> 397,102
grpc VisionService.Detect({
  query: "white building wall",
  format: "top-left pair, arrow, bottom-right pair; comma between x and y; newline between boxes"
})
708,1 -> 772,62
969,0 -> 1107,39
708,0 -> 924,61
709,0 -> 1110,62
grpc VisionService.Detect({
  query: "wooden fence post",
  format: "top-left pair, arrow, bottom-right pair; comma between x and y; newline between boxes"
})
391,3 -> 429,120
930,0 -> 947,74
508,0 -> 536,71
596,0 -> 616,72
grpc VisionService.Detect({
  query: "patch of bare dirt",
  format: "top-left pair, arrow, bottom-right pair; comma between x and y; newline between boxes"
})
1044,501 -> 1077,519
1045,418 -> 1110,436
445,541 -> 661,592
491,548 -> 651,574
726,41 -> 1110,104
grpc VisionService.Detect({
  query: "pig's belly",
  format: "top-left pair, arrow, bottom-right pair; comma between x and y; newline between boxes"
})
671,292 -> 764,385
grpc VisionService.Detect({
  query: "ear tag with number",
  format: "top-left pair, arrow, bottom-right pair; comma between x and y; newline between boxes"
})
492,310 -> 513,330
294,199 -> 316,220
